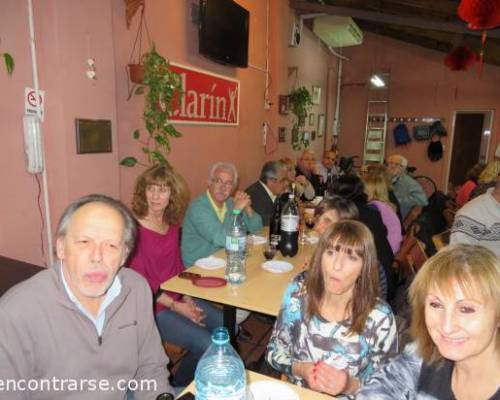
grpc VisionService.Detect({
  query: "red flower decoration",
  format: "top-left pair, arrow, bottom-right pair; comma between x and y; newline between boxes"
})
444,46 -> 478,70
458,0 -> 500,30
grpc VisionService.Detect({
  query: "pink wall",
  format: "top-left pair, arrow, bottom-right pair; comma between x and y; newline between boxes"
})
339,33 -> 500,190
0,0 -> 120,265
113,0 -> 335,204
1,0 -> 334,265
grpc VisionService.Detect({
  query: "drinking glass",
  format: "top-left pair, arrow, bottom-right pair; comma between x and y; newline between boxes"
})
263,243 -> 277,260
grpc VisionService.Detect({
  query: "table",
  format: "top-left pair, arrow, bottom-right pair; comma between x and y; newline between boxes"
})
177,369 -> 334,400
161,237 -> 315,343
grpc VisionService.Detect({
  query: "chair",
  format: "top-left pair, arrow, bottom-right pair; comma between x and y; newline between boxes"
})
432,230 -> 450,251
163,342 -> 187,367
405,239 -> 427,277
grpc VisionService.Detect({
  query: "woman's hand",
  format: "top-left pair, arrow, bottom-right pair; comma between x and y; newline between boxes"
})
312,361 -> 356,396
295,361 -> 356,396
174,299 -> 206,326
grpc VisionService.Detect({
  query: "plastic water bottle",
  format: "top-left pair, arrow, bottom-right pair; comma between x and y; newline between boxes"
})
194,327 -> 246,400
280,192 -> 299,257
225,209 -> 246,284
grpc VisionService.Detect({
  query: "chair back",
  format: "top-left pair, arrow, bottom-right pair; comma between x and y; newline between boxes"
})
432,230 -> 450,251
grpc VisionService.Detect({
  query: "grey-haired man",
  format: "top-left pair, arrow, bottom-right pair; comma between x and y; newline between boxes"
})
0,194 -> 173,400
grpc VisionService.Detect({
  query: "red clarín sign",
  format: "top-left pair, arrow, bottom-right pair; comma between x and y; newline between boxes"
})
170,63 -> 240,126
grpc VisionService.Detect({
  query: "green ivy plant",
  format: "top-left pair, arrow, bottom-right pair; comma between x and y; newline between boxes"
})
120,46 -> 182,167
288,86 -> 312,150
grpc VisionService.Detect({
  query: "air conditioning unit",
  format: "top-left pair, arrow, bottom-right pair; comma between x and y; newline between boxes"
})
289,17 -> 303,47
313,16 -> 363,47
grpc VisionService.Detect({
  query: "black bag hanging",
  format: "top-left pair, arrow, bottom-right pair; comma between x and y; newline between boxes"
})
429,120 -> 447,137
428,134 -> 443,161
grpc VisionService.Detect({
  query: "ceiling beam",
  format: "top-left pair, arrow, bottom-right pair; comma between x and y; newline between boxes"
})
290,0 -> 500,39
357,20 -> 500,66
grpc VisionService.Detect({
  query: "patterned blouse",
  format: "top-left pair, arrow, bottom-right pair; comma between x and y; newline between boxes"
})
266,271 -> 398,397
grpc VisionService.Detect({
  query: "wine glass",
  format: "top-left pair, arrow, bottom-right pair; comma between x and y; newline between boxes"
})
263,242 -> 277,260
303,208 -> 316,241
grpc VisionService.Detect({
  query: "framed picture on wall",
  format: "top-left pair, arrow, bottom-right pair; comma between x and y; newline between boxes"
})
317,114 -> 325,138
75,118 -> 112,154
308,113 -> 315,127
278,95 -> 289,115
312,86 -> 321,105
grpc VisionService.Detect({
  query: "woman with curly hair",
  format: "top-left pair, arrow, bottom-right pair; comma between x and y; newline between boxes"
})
129,164 -> 222,386
266,220 -> 398,398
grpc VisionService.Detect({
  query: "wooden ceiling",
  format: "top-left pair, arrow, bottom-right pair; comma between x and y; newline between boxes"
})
290,0 -> 500,66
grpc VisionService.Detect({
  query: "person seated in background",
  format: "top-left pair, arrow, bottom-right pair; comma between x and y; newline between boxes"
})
456,163 -> 485,208
295,149 -> 323,197
478,143 -> 500,187
313,196 -> 359,236
357,244 -> 500,400
245,161 -> 289,226
280,157 -> 315,201
181,162 -> 262,267
366,163 -> 402,222
318,149 -> 339,183
0,194 -> 174,399
386,154 -> 428,229
329,175 -> 397,300
266,221 -> 398,398
364,173 -> 403,254
128,165 -> 223,387
450,173 -> 500,258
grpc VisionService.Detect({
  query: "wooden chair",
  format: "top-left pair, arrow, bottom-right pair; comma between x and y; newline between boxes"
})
394,226 -> 428,280
432,230 -> 450,251
163,342 -> 187,366
405,239 -> 428,277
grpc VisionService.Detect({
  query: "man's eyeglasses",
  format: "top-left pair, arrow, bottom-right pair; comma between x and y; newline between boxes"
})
212,178 -> 234,188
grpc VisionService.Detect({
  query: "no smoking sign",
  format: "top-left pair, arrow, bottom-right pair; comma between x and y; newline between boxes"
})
25,87 -> 45,120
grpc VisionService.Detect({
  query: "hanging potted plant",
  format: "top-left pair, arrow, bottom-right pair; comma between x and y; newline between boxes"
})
126,2 -> 149,85
120,45 -> 183,167
288,86 -> 313,150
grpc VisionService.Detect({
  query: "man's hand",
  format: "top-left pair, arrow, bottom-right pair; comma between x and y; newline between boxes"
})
233,191 -> 252,214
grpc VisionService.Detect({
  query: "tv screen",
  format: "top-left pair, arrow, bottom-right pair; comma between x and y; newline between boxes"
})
199,0 -> 249,68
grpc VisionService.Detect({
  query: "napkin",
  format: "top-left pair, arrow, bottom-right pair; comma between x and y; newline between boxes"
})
249,381 -> 299,400
194,256 -> 226,270
262,260 -> 293,273
248,234 -> 267,245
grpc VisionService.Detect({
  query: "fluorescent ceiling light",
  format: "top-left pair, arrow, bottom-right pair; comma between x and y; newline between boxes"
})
370,74 -> 385,87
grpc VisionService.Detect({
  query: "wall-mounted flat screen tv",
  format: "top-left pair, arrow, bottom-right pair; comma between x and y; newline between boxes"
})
199,0 -> 249,68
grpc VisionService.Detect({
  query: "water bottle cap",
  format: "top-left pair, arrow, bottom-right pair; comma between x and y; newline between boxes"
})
232,208 -> 242,215
211,327 -> 230,344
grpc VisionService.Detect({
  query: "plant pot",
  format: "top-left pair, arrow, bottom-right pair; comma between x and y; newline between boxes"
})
128,63 -> 145,84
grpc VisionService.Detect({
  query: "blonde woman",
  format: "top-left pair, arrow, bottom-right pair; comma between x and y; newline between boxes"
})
364,173 -> 403,254
357,244 -> 500,400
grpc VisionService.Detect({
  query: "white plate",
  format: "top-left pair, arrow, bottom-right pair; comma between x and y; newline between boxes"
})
249,380 -> 299,400
194,256 -> 226,270
262,260 -> 293,273
306,234 -> 319,244
248,235 -> 267,245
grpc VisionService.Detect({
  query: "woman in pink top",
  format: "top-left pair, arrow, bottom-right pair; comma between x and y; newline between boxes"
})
364,173 -> 403,254
129,165 -> 223,386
